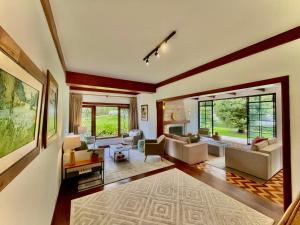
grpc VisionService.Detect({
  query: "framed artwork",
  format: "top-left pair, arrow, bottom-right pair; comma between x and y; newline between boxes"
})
141,105 -> 148,121
42,70 -> 58,148
0,50 -> 44,190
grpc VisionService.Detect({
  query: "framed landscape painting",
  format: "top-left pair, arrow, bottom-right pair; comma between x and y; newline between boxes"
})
0,50 -> 43,188
42,70 -> 58,148
141,105 -> 148,121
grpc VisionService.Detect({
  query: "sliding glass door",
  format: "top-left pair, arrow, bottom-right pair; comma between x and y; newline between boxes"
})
247,94 -> 276,143
81,104 -> 129,138
199,101 -> 213,136
198,94 -> 277,144
96,106 -> 118,138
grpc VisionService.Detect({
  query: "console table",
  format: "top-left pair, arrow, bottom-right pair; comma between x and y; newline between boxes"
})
63,150 -> 104,183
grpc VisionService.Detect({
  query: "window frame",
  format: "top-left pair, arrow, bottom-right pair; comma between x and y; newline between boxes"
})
82,102 -> 129,138
198,93 -> 277,144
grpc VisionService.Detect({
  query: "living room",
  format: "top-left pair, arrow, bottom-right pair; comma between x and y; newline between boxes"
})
1,1 -> 300,225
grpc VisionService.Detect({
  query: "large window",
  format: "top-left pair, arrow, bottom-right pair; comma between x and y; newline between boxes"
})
247,94 -> 276,143
199,101 -> 213,135
198,94 -> 276,144
81,104 -> 129,138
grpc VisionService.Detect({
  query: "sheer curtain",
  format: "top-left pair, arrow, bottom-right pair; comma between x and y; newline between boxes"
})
129,97 -> 138,130
69,93 -> 82,134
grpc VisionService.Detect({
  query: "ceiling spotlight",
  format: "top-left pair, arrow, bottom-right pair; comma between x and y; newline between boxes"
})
160,42 -> 168,53
155,50 -> 160,58
142,30 -> 176,64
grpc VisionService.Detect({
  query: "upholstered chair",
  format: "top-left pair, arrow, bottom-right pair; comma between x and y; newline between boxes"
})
144,135 -> 166,161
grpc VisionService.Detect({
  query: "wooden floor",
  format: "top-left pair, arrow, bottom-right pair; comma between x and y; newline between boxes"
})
51,155 -> 284,225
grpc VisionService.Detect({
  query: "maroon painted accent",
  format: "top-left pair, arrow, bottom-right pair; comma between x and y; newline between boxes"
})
156,101 -> 164,137
70,86 -> 139,95
157,26 -> 300,87
156,76 -> 292,210
66,71 -> 156,93
281,78 -> 292,210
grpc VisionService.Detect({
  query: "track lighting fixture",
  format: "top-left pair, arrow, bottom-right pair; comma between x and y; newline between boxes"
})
143,30 -> 176,66
155,50 -> 160,58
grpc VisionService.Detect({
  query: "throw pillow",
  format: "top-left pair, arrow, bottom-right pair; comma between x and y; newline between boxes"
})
252,137 -> 268,145
254,140 -> 269,150
268,138 -> 277,145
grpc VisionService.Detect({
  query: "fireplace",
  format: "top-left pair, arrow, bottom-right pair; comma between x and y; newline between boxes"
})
169,126 -> 184,136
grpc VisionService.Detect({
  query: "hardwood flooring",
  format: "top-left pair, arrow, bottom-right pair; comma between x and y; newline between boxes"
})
51,155 -> 284,225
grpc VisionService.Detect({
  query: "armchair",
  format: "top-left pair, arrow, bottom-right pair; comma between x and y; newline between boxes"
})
144,135 -> 166,161
122,129 -> 143,147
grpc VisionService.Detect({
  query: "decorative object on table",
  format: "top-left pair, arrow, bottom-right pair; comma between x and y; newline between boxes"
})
144,135 -> 166,162
212,132 -> 221,141
109,144 -> 131,162
141,104 -> 148,121
63,135 -> 81,165
42,70 -> 58,148
88,147 -> 104,162
122,129 -> 143,147
0,36 -> 45,191
138,139 -> 145,152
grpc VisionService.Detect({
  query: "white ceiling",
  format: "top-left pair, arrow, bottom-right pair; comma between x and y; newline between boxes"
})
50,0 -> 300,84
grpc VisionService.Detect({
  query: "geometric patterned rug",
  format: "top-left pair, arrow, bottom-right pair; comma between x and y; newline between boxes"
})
196,163 -> 283,206
71,168 -> 274,225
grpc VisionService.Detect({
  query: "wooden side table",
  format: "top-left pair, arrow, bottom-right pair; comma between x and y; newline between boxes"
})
63,156 -> 104,183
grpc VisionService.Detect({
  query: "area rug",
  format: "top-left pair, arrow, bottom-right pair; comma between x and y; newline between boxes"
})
71,168 -> 274,225
104,148 -> 174,185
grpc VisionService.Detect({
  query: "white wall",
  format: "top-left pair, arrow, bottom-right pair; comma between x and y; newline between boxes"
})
0,1 -> 69,225
137,93 -> 157,139
155,39 -> 300,200
183,99 -> 198,134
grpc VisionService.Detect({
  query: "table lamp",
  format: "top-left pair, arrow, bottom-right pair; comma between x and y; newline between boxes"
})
63,135 -> 81,165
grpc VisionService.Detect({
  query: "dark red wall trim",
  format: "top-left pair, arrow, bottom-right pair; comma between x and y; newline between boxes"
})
66,71 -> 156,93
157,26 -> 300,87
156,101 -> 164,138
70,86 -> 139,95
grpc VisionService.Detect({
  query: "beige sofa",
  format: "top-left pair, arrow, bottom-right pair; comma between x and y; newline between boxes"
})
165,137 -> 208,165
225,141 -> 282,180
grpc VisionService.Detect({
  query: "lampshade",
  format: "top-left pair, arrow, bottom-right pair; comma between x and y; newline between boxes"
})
63,135 -> 81,152
78,126 -> 87,134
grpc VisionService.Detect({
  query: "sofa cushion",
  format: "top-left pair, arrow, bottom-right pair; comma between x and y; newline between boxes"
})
258,143 -> 282,154
172,135 -> 190,144
254,140 -> 269,150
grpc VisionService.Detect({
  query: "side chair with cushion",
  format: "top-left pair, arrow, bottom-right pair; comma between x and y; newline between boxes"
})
199,128 -> 210,137
144,135 -> 166,162
122,129 -> 143,148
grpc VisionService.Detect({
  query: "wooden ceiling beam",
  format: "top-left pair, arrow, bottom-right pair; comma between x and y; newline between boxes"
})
41,0 -> 66,73
156,26 -> 300,87
66,71 -> 156,93
70,86 -> 139,95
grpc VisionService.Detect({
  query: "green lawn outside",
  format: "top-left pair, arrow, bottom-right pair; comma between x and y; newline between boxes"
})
81,114 -> 128,138
214,126 -> 247,139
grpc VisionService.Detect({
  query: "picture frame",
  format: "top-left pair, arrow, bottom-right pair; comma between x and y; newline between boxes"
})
0,26 -> 46,191
42,70 -> 58,148
141,105 -> 148,121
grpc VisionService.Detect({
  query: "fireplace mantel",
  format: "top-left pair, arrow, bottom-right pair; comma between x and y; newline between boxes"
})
163,120 -> 190,125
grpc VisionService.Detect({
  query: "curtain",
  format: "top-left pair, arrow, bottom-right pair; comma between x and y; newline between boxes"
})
129,97 -> 138,130
69,93 -> 82,134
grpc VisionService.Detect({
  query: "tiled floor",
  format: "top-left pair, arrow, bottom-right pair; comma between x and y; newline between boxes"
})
195,162 -> 284,206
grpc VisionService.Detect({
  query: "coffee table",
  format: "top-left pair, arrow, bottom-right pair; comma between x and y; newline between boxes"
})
109,144 -> 131,162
